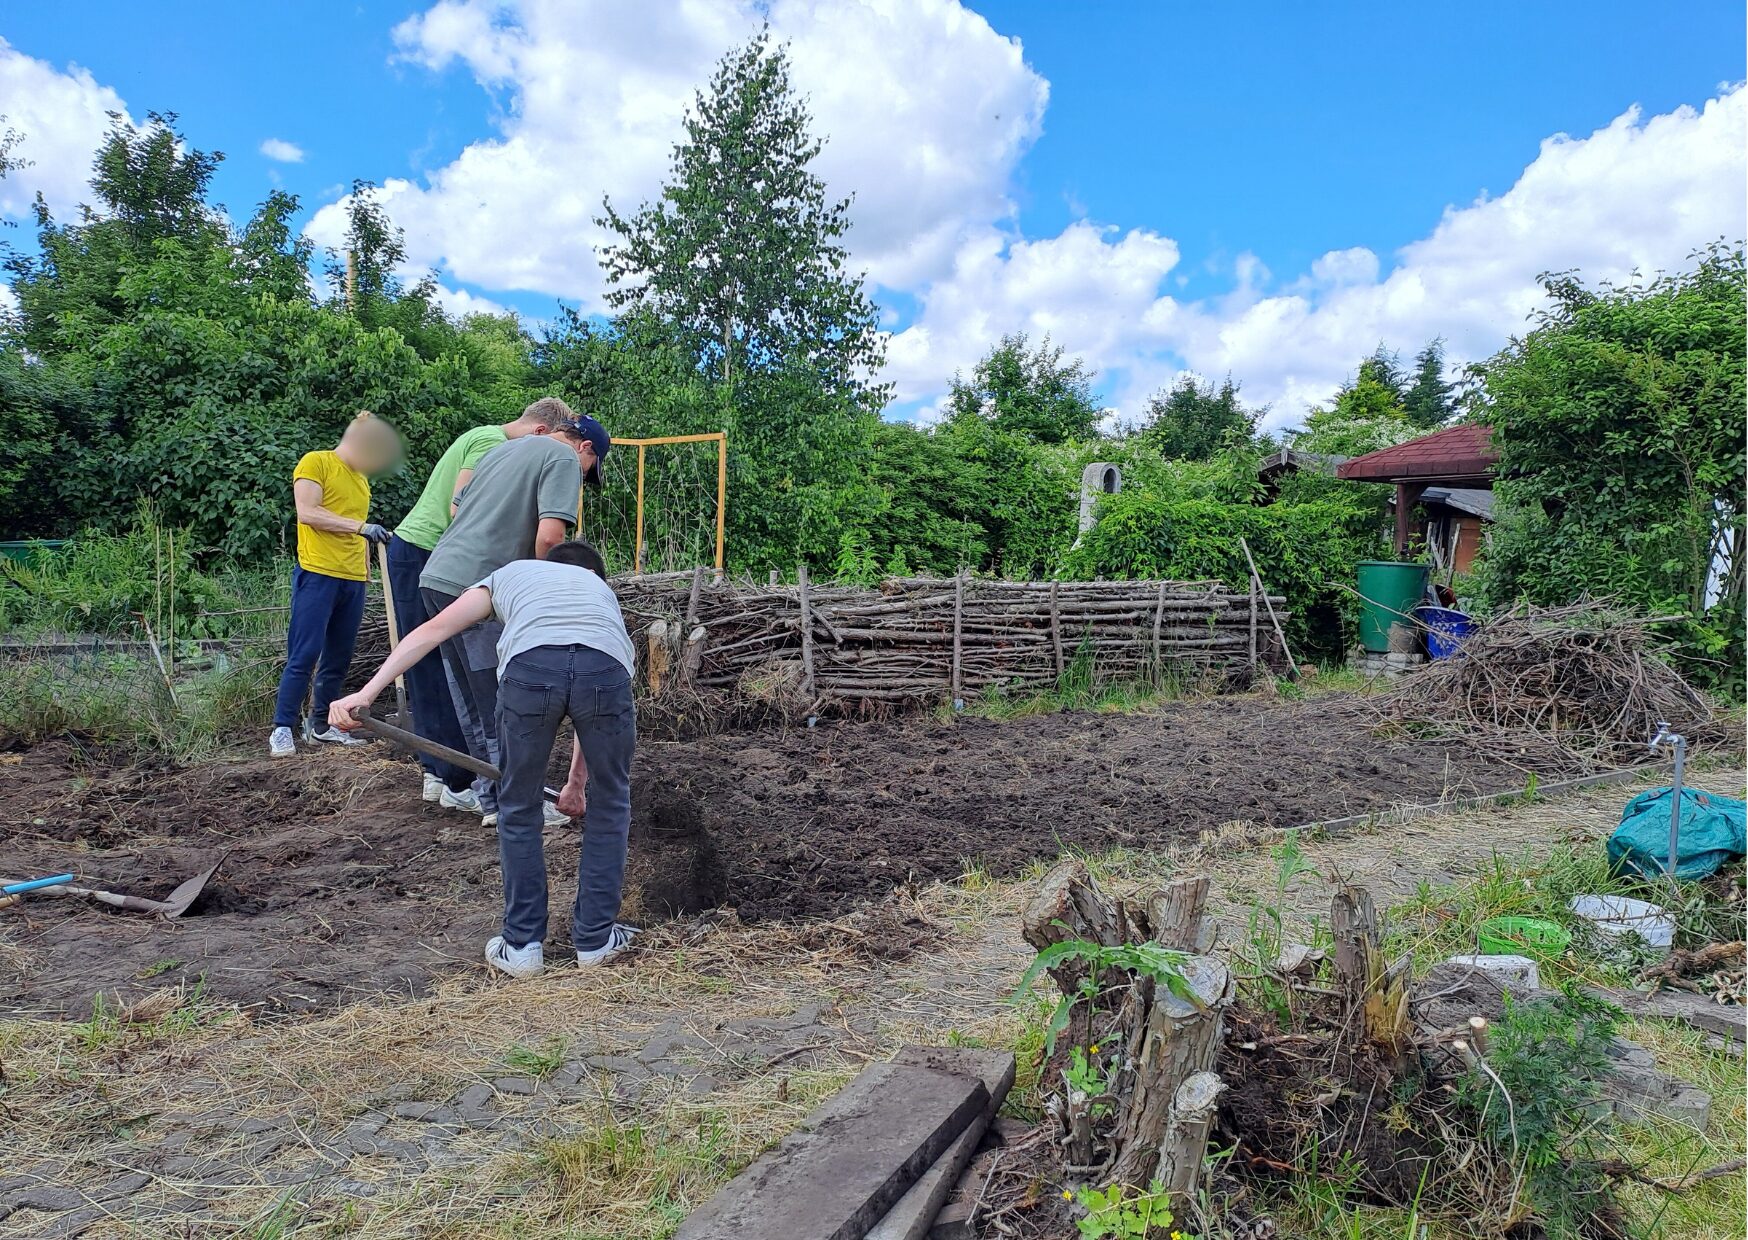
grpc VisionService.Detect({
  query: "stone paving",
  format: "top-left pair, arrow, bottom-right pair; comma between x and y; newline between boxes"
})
0,987 -> 891,1237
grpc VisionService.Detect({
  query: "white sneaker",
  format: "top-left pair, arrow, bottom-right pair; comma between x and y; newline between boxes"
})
485,936 -> 544,979
440,785 -> 483,814
576,923 -> 639,967
479,802 -> 569,830
303,721 -> 366,747
423,773 -> 443,802
269,727 -> 297,759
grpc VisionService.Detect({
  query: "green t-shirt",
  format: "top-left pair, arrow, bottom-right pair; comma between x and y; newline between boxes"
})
394,425 -> 508,551
420,435 -> 583,598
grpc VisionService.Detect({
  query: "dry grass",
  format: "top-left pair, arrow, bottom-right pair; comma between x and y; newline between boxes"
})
2,762 -> 1742,1238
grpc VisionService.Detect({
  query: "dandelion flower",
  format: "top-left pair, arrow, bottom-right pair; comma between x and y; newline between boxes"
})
1089,1044 -> 1100,1054
1062,1189 -> 1074,1201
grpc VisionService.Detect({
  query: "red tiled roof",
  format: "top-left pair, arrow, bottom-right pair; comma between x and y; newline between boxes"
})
1336,424 -> 1497,482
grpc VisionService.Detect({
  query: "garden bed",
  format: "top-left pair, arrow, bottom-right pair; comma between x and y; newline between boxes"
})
2,693 -> 1572,1020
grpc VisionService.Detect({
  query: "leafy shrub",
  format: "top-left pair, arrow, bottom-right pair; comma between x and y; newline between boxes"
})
1063,482 -> 1386,660
1476,244 -> 1745,696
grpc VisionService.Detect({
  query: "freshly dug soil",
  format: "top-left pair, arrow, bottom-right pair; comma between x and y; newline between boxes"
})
2,695 -> 1542,1018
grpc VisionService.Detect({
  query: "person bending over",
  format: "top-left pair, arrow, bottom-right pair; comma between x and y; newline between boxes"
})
270,411 -> 401,758
418,406 -> 611,830
331,540 -> 638,977
385,398 -> 569,813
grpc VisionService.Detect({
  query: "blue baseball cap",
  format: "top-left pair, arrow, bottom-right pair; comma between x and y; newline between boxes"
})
557,414 -> 610,487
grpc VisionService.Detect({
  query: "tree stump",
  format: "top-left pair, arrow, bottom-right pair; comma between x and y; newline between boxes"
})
1332,884 -> 1411,1053
1021,861 -> 1233,1195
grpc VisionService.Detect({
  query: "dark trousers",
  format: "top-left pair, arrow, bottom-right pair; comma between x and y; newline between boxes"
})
386,536 -> 472,791
422,585 -> 503,813
273,566 -> 367,729
496,645 -> 635,952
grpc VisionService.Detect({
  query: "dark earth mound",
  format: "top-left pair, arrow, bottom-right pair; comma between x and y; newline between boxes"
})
2,695 -> 1546,1018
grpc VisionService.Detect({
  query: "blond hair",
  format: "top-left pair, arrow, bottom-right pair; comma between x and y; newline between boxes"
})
518,397 -> 575,431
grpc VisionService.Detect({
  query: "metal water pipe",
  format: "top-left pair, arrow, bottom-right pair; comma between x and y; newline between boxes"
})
1647,721 -> 1688,879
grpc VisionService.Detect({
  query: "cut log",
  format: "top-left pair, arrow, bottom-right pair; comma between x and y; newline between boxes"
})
1109,956 -> 1233,1190
1128,875 -> 1214,952
646,618 -> 672,696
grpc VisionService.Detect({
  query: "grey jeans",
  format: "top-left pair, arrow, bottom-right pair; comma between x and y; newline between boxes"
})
495,644 -> 635,952
422,586 -> 503,813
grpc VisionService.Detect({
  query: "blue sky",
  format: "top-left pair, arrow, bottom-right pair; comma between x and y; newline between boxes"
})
2,1 -> 1743,425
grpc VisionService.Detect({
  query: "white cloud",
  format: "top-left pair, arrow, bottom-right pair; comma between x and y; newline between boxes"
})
308,0 -> 1045,303
889,85 -> 1748,428
429,282 -> 509,318
259,137 -> 305,163
0,38 -> 131,219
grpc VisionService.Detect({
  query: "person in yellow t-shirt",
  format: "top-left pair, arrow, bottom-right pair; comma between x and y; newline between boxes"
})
270,411 -> 403,759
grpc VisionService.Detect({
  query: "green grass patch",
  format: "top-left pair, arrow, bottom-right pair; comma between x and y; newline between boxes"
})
502,1037 -> 569,1078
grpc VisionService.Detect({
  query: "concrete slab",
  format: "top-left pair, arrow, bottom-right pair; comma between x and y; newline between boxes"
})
676,1062 -> 989,1240
866,1048 -> 1016,1240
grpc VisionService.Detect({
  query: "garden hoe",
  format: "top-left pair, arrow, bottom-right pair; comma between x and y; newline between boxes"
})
348,707 -> 565,800
0,854 -> 226,918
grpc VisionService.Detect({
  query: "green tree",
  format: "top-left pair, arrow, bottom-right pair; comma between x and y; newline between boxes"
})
1292,353 -> 1414,457
1477,245 -> 1745,692
946,332 -> 1102,445
596,29 -> 886,410
7,112 -> 227,354
1136,375 -> 1258,460
1402,338 -> 1454,428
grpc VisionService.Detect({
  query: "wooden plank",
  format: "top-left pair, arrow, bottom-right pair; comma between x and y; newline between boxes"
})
867,1048 -> 1016,1240
1239,535 -> 1296,676
676,1062 -> 989,1240
1152,580 -> 1166,670
1592,985 -> 1747,1044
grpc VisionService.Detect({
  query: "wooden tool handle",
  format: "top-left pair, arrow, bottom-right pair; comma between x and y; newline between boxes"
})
350,708 -> 501,782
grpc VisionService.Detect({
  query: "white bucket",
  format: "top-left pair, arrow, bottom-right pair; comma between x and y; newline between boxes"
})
1568,895 -> 1675,949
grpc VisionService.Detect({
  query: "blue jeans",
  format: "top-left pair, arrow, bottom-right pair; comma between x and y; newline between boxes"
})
496,645 -> 635,952
273,566 -> 367,730
386,536 -> 472,791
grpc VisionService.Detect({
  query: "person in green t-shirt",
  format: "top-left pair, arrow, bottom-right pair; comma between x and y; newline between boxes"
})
385,397 -> 571,811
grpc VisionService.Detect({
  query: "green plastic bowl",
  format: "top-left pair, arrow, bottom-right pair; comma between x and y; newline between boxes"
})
1477,916 -> 1572,961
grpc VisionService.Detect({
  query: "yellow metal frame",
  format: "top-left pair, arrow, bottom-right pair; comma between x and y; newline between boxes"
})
577,431 -> 728,573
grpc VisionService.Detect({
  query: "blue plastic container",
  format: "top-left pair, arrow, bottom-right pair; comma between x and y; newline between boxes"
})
1416,605 -> 1476,659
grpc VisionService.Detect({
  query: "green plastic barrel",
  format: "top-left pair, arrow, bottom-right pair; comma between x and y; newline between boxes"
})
0,539 -> 69,566
1354,560 -> 1429,653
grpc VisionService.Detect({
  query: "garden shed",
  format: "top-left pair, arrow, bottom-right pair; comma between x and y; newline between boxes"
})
1337,424 -> 1498,561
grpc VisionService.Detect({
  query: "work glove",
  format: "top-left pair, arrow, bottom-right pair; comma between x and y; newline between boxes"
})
358,522 -> 391,545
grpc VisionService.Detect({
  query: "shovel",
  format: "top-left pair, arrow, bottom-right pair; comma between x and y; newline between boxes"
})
0,855 -> 226,918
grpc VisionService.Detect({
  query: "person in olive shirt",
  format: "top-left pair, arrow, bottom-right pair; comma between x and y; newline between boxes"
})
270,411 -> 403,759
420,409 -> 610,828
385,398 -> 568,811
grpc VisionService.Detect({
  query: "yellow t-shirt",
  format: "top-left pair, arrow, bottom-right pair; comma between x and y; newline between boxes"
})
293,450 -> 371,581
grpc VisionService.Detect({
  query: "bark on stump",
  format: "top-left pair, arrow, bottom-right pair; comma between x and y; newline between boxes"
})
1021,860 -> 1233,1196
1332,884 -> 1411,1053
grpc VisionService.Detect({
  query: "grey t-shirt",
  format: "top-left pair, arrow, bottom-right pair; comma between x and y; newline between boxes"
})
420,435 -> 582,597
477,559 -> 636,677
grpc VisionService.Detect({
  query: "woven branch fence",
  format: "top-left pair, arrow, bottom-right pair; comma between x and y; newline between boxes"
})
607,569 -> 1290,715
